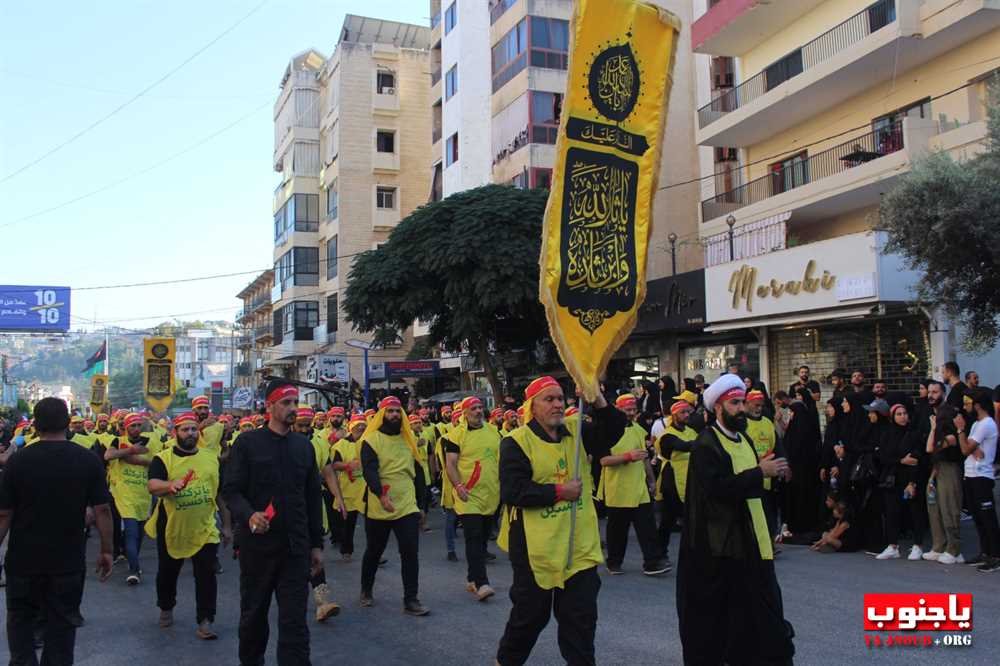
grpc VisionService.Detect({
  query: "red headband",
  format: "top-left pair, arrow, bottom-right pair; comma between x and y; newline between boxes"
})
525,376 -> 560,400
408,414 -> 422,424
890,403 -> 907,418
462,396 -> 482,411
671,400 -> 692,415
379,397 -> 401,410
504,409 -> 516,419
191,396 -> 210,409
296,407 -> 315,421
490,407 -> 503,418
615,395 -> 637,409
565,406 -> 579,417
349,413 -> 367,425
123,414 -> 144,429
266,385 -> 299,405
719,388 -> 746,404
173,412 -> 197,428
328,407 -> 345,416
746,390 -> 765,403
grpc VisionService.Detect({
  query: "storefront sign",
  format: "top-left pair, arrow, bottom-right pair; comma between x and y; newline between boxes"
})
636,269 -> 706,332
706,232 -> 885,324
386,361 -> 439,380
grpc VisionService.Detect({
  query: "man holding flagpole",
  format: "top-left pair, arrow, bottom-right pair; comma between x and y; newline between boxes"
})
495,376 -> 624,666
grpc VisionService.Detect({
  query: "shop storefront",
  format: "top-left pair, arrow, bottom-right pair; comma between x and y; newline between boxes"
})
704,230 -> 933,398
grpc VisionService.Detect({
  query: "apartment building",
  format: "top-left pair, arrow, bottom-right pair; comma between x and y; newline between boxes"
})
264,16 -> 431,401
234,269 -> 274,390
174,327 -> 235,394
691,0 -> 1000,393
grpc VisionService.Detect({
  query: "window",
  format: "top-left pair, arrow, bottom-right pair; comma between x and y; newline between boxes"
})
274,193 -> 319,243
376,130 -> 395,153
326,180 -> 338,219
770,152 -> 808,195
444,2 -> 457,34
531,168 -> 552,190
276,246 -> 319,289
529,17 -> 569,70
530,91 -> 561,144
445,65 -> 458,100
511,171 -> 528,189
326,294 -> 339,333
376,186 -> 396,209
376,69 -> 396,94
492,19 -> 528,92
446,133 -> 459,167
278,301 -> 319,339
430,163 -> 443,202
326,235 -> 338,280
764,49 -> 803,93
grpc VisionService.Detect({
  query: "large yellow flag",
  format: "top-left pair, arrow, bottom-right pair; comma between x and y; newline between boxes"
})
143,337 -> 176,412
540,0 -> 680,402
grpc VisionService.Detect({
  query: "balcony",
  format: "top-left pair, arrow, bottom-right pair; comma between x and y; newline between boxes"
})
703,117 -> 952,235
693,0 -> 827,56
250,295 -> 271,313
698,0 -> 1000,147
264,336 -> 317,363
373,150 -> 400,173
236,332 -> 252,348
254,325 -> 273,342
312,324 -> 338,347
373,90 -> 399,115
704,230 -> 920,330
490,0 -> 519,25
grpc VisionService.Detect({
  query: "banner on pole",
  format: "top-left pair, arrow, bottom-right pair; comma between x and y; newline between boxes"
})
539,0 -> 680,402
89,374 -> 109,409
143,338 -> 176,412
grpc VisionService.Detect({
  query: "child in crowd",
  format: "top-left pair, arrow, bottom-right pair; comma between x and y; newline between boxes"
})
811,500 -> 858,553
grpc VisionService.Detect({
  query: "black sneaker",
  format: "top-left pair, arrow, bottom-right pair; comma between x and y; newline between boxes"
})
214,557 -> 223,574
642,560 -> 672,576
485,551 -> 497,561
403,598 -> 430,616
607,565 -> 624,576
447,551 -> 459,562
966,554 -> 986,566
977,557 -> 1000,573
126,571 -> 141,586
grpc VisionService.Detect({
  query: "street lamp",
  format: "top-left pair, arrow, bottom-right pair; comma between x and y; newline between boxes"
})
345,338 -> 373,409
726,214 -> 736,261
667,232 -> 678,276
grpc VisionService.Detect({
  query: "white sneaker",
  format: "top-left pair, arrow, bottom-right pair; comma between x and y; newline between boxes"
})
938,553 -> 958,564
908,545 -> 923,561
955,554 -> 965,564
922,550 -> 941,561
876,545 -> 900,560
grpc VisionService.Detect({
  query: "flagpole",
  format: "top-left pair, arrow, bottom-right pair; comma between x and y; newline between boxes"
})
567,398 -> 584,569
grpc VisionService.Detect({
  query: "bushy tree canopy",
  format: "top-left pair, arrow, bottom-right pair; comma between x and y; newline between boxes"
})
880,78 -> 1000,351
342,185 -> 550,398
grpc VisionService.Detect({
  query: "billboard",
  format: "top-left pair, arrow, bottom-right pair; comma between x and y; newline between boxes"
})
0,285 -> 71,332
306,354 -> 350,385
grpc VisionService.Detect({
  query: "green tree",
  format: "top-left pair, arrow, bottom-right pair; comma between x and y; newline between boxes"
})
107,363 -> 144,409
880,77 -> 1000,351
343,185 -> 550,400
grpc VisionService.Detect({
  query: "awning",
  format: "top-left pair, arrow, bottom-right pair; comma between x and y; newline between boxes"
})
704,305 -> 874,333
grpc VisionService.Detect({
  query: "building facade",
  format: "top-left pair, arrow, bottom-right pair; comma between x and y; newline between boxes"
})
267,16 -> 432,404
235,269 -> 274,391
691,0 -> 1000,396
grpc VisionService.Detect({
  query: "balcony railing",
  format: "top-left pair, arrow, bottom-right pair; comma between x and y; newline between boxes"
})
254,325 -> 273,341
250,295 -> 271,312
701,121 -> 903,222
697,0 -> 896,129
490,0 -> 518,25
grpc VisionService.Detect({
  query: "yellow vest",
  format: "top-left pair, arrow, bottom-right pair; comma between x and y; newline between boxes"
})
363,430 -> 419,521
450,424 -> 501,516
597,423 -> 649,508
68,432 -> 95,449
663,425 -> 698,503
436,424 -> 455,509
712,428 -> 773,560
109,436 -> 155,520
331,437 -> 365,513
309,430 -> 331,472
498,423 -> 603,590
414,435 -> 432,485
744,415 -> 777,491
144,447 -> 220,558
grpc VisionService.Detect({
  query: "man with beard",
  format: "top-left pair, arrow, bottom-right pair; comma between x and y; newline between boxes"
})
104,413 -> 158,584
598,394 -> 669,577
443,397 -> 501,601
327,413 -> 367,560
921,380 -> 964,564
656,399 -> 698,563
788,365 -> 821,408
942,361 -> 968,411
222,379 -> 325,665
189,396 -> 225,456
677,374 -> 794,665
359,396 -> 429,615
67,416 -> 95,448
829,369 -> 849,404
872,378 -> 911,418
146,412 -> 232,638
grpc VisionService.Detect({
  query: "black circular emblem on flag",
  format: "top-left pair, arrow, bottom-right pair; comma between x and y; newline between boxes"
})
151,343 -> 169,359
587,43 -> 640,122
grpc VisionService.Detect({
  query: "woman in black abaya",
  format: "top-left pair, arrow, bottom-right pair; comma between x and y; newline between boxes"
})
782,387 -> 824,537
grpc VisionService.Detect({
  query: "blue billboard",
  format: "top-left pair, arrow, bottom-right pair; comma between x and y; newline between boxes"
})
0,285 -> 71,332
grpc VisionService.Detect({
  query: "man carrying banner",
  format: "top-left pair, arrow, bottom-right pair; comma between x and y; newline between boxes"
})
146,412 -> 231,639
495,377 -> 625,666
598,394 -> 670,576
443,396 -> 501,601
676,374 -> 795,664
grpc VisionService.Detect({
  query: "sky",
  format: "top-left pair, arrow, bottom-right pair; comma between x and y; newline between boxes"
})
0,0 -> 427,332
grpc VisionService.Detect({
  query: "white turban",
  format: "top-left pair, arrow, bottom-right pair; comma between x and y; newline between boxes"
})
703,374 -> 747,411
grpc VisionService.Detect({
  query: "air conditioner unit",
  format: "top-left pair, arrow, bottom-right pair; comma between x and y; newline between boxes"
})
382,87 -> 396,95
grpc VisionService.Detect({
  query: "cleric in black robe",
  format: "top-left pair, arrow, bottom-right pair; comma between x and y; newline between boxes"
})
677,374 -> 795,665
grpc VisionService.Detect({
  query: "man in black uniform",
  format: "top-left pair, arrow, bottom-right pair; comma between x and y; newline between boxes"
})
677,374 -> 795,665
222,379 -> 324,666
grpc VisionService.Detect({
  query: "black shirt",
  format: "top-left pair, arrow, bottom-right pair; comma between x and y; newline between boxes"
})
945,381 -> 968,411
221,427 -> 323,554
0,440 -> 111,575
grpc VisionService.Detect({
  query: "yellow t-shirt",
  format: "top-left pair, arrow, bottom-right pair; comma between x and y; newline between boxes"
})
449,424 -> 501,516
363,430 -> 419,521
597,423 -> 650,508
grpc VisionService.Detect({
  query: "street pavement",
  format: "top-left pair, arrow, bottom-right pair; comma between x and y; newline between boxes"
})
2,513 -> 999,665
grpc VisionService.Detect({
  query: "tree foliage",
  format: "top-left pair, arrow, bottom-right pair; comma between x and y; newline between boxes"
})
342,185 -> 550,398
880,77 -> 1000,352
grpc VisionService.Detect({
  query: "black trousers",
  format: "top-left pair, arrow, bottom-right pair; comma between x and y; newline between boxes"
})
677,549 -> 795,666
6,571 -> 85,666
156,541 -> 218,623
111,497 -> 124,558
605,502 -> 660,568
658,474 -> 684,558
496,564 -> 600,666
461,513 -> 492,587
339,510 -> 359,556
964,477 -> 1000,557
237,546 -> 311,666
883,485 -> 927,546
322,489 -> 338,544
361,513 -> 420,602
